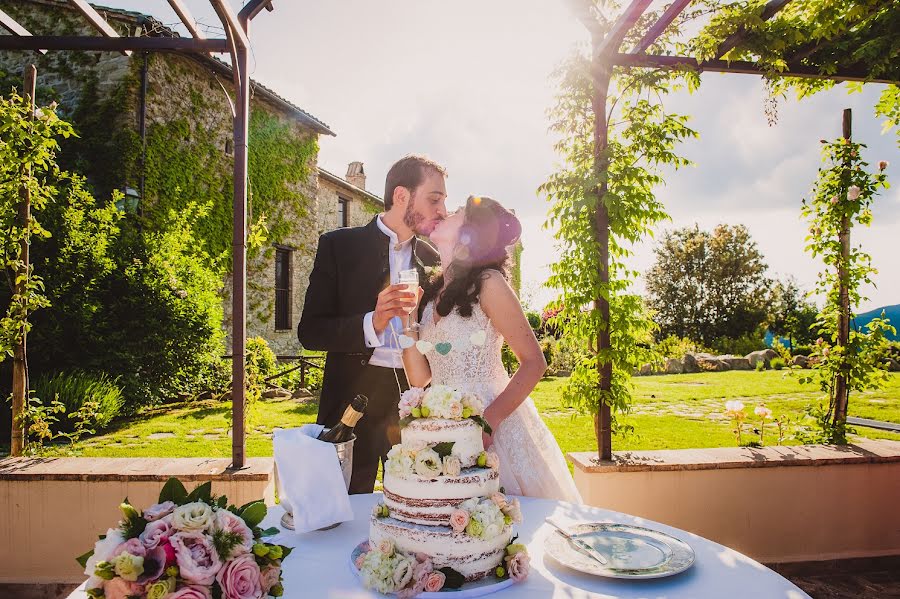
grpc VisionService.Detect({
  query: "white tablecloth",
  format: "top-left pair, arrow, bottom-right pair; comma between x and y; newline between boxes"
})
69,493 -> 810,599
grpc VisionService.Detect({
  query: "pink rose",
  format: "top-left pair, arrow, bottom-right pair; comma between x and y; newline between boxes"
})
486,450 -> 500,471
103,577 -> 143,599
424,571 -> 446,592
169,531 -> 222,585
169,586 -> 213,599
213,509 -> 254,558
506,498 -> 523,524
489,492 -> 509,511
449,509 -> 469,533
399,388 -> 425,419
216,553 -> 263,599
505,552 -> 530,582
354,554 -> 366,570
140,519 -> 173,550
260,565 -> 281,595
448,400 -> 463,419
143,501 -> 177,522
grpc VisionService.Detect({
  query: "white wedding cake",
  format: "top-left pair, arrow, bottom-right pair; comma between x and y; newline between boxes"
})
366,386 -> 523,583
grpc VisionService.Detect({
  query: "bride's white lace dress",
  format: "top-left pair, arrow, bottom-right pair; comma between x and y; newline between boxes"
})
419,301 -> 581,503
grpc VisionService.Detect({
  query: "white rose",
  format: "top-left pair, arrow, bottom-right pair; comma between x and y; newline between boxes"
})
392,554 -> 414,590
171,501 -> 215,531
414,448 -> 442,478
442,455 -> 462,477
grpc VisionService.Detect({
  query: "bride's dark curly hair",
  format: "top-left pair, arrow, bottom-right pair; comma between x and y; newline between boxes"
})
422,195 -> 522,318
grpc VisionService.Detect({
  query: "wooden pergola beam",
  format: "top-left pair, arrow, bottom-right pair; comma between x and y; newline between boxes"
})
715,0 -> 794,58
210,0 -> 251,48
0,36 -> 228,53
631,0 -> 693,54
66,0 -> 131,56
613,53 -> 897,84
0,8 -> 47,55
167,0 -> 206,40
595,0 -> 653,56
239,0 -> 275,22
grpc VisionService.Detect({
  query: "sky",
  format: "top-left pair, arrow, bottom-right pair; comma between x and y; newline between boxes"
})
127,0 -> 900,313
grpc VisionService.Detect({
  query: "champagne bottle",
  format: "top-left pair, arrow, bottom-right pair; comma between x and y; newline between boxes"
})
317,394 -> 368,443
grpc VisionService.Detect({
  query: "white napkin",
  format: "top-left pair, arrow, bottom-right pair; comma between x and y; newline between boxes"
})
273,424 -> 354,533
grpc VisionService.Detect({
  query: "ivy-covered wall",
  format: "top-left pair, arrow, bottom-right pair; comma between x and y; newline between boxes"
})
0,0 -> 328,356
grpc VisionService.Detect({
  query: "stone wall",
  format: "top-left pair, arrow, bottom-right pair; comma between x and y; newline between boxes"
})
317,173 -> 382,233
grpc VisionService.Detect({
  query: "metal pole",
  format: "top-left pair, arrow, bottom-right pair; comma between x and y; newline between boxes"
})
10,65 -> 36,457
591,34 -> 614,461
230,20 -> 250,470
833,108 -> 852,429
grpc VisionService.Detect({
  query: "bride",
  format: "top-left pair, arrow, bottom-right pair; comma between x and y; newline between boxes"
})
401,195 -> 581,503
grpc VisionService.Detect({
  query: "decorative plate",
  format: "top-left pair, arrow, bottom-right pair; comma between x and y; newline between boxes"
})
543,523 -> 695,580
349,540 -> 514,598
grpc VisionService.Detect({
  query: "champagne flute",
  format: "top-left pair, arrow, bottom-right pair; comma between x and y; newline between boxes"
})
397,268 -> 420,333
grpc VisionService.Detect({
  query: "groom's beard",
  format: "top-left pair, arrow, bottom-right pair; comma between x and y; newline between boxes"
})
403,201 -> 429,234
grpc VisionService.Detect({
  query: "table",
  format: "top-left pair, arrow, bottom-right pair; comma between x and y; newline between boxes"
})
68,493 -> 811,598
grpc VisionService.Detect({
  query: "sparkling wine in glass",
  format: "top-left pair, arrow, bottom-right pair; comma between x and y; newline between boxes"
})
397,268 -> 420,331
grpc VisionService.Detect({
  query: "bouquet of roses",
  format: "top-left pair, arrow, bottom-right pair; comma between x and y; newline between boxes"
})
77,477 -> 290,599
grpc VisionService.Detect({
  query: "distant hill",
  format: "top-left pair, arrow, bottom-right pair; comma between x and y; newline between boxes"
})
854,304 -> 900,341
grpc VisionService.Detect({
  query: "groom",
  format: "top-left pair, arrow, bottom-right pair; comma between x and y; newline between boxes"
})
298,155 -> 447,494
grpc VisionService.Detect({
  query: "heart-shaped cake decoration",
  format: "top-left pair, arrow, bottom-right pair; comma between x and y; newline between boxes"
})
435,342 -> 453,355
398,334 -> 415,349
415,340 -> 434,354
469,330 -> 487,346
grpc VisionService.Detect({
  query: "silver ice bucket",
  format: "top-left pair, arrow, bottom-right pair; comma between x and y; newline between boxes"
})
278,432 -> 355,531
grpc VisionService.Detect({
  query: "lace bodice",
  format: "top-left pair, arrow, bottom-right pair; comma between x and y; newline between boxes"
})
418,302 -> 509,401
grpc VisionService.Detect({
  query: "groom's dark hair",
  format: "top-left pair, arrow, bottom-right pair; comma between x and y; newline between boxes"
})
383,154 -> 447,210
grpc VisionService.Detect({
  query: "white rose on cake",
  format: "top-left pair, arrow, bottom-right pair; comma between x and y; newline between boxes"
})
386,446 -> 415,477
414,447 -> 443,478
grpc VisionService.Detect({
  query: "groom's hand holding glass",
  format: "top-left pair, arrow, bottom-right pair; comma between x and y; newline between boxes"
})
372,283 -> 420,334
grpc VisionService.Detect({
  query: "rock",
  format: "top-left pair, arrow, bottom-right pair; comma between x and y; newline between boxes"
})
746,349 -> 778,368
554,370 -> 571,377
792,355 -> 810,368
719,355 -> 751,370
888,359 -> 900,373
262,386 -> 293,399
682,353 -> 699,373
665,357 -> 684,375
638,363 -> 654,376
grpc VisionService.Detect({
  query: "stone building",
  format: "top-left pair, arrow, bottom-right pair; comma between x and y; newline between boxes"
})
0,0 -> 384,356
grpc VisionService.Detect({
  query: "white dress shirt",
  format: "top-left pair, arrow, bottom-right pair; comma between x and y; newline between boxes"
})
362,216 -> 414,369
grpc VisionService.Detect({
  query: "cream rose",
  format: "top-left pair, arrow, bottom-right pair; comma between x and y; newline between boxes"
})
485,450 -> 500,471
442,455 -> 461,477
505,551 -> 531,581
392,554 -> 414,590
489,492 -> 509,511
424,571 -> 446,592
378,538 -> 395,556
171,502 -> 215,532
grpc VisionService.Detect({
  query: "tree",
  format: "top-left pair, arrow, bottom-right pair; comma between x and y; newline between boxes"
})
645,224 -> 770,347
768,277 -> 818,348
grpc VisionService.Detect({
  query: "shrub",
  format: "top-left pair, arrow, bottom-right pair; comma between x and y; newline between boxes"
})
526,311 -> 542,335
792,344 -> 814,357
27,180 -> 227,414
32,370 -> 123,433
710,330 -> 767,356
550,334 -> 588,374
539,337 -> 556,371
654,335 -> 710,359
755,360 -> 766,372
771,339 -> 792,363
770,357 -> 786,371
501,343 -> 518,374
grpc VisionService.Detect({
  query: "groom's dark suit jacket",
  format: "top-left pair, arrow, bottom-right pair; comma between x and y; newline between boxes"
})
298,217 -> 439,428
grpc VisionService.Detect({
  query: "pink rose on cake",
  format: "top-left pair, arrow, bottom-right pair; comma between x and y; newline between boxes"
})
398,388 -> 425,419
449,509 -> 469,533
424,571 -> 446,592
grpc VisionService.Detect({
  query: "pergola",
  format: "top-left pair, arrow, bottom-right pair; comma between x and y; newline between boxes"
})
0,0 -> 271,468
2,0 -> 897,466
569,0 -> 899,459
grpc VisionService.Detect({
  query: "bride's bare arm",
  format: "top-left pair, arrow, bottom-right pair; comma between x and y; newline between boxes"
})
402,290 -> 432,388
479,270 -> 547,441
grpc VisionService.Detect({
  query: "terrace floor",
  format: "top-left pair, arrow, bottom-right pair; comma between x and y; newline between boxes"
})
772,556 -> 900,598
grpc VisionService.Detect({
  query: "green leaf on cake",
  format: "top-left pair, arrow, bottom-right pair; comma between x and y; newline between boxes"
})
439,567 -> 466,589
470,415 -> 493,435
399,416 -> 413,429
432,442 -> 455,458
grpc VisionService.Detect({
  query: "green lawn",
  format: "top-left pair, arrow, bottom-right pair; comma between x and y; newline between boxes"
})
7,370 -> 899,458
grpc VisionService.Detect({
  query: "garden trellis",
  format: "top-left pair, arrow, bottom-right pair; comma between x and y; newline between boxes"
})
0,0 -> 274,468
564,0 -> 899,459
